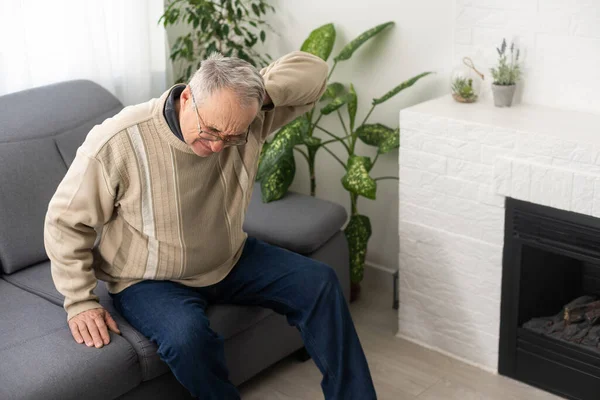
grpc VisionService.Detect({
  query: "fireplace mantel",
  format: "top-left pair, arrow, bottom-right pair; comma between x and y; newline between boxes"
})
397,95 -> 600,372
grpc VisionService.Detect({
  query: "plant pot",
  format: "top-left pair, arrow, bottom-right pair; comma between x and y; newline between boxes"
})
350,282 -> 361,303
492,84 -> 516,107
452,93 -> 477,103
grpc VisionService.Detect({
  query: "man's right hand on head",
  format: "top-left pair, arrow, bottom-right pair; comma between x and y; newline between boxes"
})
68,308 -> 121,348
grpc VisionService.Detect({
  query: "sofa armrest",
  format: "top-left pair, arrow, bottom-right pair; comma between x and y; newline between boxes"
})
243,183 -> 348,254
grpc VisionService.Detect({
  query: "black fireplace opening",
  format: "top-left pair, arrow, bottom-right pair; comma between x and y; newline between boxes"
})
499,198 -> 600,400
520,246 -> 600,354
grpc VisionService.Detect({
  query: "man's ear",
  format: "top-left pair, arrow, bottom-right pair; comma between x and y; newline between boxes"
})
180,86 -> 192,108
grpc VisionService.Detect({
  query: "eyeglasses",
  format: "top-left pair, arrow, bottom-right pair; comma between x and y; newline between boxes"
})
190,90 -> 249,147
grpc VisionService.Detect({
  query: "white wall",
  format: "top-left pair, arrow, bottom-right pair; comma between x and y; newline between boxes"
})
258,0 -> 454,271
454,0 -> 600,114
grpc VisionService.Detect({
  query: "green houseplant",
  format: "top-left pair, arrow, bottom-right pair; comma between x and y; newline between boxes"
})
451,77 -> 477,103
160,0 -> 274,83
256,22 -> 432,299
490,38 -> 521,107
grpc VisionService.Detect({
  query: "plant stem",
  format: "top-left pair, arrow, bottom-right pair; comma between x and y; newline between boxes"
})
308,149 -> 317,196
350,193 -> 358,215
374,176 -> 399,181
360,104 -> 376,127
320,134 -> 353,146
350,133 -> 357,154
372,151 -> 380,167
294,147 -> 309,163
321,145 -> 346,169
350,105 -> 377,154
328,61 -> 338,80
312,112 -> 323,130
315,125 -> 350,153
306,112 -> 316,195
337,110 -> 349,136
305,110 -> 314,131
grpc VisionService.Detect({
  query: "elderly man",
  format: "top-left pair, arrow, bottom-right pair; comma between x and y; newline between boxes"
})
44,51 -> 376,399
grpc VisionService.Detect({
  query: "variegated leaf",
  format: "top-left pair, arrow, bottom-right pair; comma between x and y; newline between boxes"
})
260,149 -> 295,203
356,123 -> 399,154
334,22 -> 394,62
347,83 -> 357,131
321,93 -> 352,115
372,72 -> 433,105
300,23 -> 336,61
320,82 -> 345,102
341,155 -> 376,199
344,214 -> 372,284
304,136 -> 322,148
256,117 -> 308,181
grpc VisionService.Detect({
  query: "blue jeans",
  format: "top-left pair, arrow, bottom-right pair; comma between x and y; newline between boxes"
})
110,237 -> 376,400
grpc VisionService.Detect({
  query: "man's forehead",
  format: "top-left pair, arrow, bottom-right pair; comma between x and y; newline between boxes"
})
200,111 -> 254,135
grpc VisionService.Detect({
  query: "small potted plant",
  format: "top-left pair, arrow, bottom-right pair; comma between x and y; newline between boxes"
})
490,39 -> 520,107
451,76 -> 477,103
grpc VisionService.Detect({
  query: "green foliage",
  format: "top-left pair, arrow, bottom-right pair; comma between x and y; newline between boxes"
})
160,0 -> 275,83
334,22 -> 394,62
256,117 -> 308,181
342,156 -> 376,200
344,214 -> 372,284
356,124 -> 399,154
451,77 -> 477,101
347,84 -> 357,131
300,23 -> 336,61
256,21 -> 432,285
304,136 -> 322,148
490,38 -> 521,86
260,148 -> 295,202
372,72 -> 433,105
321,82 -> 345,101
320,93 -> 353,114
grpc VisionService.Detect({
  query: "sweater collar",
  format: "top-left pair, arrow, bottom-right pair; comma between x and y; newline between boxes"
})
153,85 -> 195,154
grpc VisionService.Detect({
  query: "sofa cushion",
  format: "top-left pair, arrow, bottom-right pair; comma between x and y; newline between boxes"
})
243,183 -> 348,254
0,280 -> 141,400
0,80 -> 123,274
0,138 -> 67,274
0,80 -> 122,142
54,106 -> 123,167
4,261 -> 275,381
4,262 -> 168,381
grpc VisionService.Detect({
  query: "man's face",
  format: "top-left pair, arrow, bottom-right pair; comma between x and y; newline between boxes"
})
179,87 -> 259,157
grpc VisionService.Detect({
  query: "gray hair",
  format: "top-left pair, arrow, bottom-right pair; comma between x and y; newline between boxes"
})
188,52 -> 265,109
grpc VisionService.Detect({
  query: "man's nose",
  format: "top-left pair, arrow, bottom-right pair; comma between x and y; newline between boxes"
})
210,140 -> 225,153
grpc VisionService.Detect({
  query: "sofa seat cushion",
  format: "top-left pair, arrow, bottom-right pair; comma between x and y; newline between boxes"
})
0,280 -> 141,400
4,262 -> 275,381
243,183 -> 348,254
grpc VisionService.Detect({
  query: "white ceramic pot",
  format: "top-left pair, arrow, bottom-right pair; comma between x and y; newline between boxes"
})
492,84 -> 516,107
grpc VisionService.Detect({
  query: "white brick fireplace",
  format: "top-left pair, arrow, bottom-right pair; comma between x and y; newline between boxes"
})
397,96 -> 600,372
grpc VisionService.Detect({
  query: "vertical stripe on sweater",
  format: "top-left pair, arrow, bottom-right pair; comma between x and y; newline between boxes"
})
127,125 -> 159,279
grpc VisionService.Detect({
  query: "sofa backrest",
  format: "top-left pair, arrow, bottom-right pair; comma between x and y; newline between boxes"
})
0,80 -> 123,274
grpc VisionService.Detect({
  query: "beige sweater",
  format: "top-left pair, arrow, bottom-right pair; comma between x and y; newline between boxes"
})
44,51 -> 328,320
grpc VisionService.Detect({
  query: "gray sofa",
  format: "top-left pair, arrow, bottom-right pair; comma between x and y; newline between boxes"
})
0,80 -> 349,400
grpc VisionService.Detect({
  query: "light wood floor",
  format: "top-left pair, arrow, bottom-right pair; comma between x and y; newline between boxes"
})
238,268 -> 563,399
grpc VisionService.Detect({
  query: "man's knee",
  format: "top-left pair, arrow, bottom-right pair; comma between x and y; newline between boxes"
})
157,317 -> 221,363
302,261 -> 341,292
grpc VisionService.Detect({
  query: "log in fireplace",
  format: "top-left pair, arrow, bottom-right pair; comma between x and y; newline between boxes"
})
499,198 -> 600,399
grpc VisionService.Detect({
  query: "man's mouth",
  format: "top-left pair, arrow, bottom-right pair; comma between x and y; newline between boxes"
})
193,139 -> 212,153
